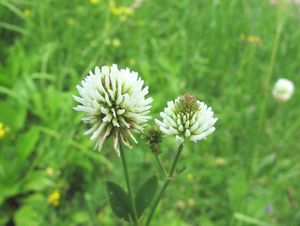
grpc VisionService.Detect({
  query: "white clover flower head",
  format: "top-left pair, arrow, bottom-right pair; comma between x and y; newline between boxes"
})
73,64 -> 152,155
272,78 -> 294,102
155,94 -> 217,146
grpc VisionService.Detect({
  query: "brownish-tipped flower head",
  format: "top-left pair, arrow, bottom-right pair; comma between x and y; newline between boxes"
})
155,94 -> 217,145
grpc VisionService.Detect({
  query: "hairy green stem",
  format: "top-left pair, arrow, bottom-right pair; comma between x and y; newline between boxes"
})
146,144 -> 184,226
120,145 -> 139,225
169,144 -> 184,177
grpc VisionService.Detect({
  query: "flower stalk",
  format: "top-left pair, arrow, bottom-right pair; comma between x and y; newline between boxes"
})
154,155 -> 168,177
146,144 -> 184,226
120,144 -> 139,225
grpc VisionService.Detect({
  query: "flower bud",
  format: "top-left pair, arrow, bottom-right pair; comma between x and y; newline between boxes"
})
143,126 -> 163,155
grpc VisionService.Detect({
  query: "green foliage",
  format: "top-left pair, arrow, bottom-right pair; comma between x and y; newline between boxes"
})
0,0 -> 300,225
106,181 -> 133,222
16,127 -> 39,161
0,127 -> 44,204
135,175 -> 158,218
14,205 -> 42,226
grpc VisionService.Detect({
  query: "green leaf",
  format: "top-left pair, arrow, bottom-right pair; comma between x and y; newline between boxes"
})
16,127 -> 40,161
0,183 -> 20,206
72,211 -> 90,224
234,212 -> 274,226
227,170 -> 247,211
135,175 -> 158,218
22,171 -> 55,192
0,100 -> 27,130
14,206 -> 42,226
106,181 -> 132,222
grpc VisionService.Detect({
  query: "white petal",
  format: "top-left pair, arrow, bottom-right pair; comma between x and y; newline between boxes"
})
117,109 -> 126,115
103,113 -> 113,122
190,127 -> 215,142
155,119 -> 165,127
159,126 -> 173,135
90,122 -> 107,140
185,129 -> 191,137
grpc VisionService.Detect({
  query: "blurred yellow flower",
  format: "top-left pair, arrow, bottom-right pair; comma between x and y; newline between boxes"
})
112,38 -> 121,47
89,0 -> 101,5
109,0 -> 134,21
240,33 -> 262,45
0,122 -> 9,139
247,35 -> 261,44
48,190 -> 61,207
214,157 -> 226,166
187,173 -> 194,181
0,124 -> 5,139
23,9 -> 31,17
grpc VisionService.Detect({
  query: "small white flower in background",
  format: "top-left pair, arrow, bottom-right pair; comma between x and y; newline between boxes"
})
272,78 -> 294,102
74,64 -> 152,155
155,94 -> 217,145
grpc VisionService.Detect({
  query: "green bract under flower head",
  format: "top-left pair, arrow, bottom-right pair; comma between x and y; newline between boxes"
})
155,94 -> 217,145
73,64 -> 153,155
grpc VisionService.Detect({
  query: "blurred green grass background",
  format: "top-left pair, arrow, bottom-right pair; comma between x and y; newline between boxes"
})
0,0 -> 299,225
